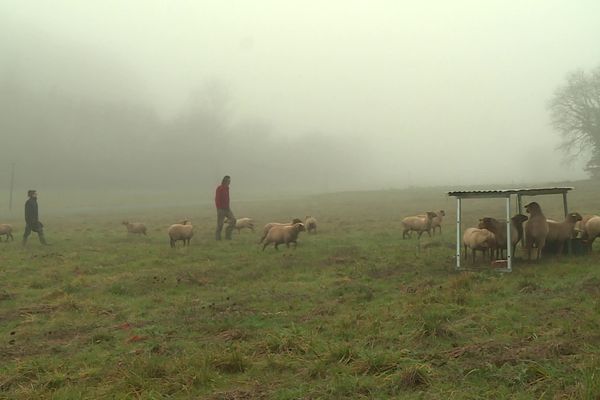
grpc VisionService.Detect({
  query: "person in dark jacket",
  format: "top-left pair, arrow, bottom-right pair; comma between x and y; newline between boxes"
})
23,190 -> 47,245
215,175 -> 236,240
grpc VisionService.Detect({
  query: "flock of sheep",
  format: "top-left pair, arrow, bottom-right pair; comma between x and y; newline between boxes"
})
3,205 -> 599,260
120,216 -> 318,250
400,203 -> 600,263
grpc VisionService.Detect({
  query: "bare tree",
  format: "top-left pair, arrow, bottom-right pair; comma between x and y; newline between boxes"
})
549,66 -> 600,178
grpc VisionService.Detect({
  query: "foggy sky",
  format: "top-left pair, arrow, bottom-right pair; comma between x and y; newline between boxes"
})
2,0 -> 600,192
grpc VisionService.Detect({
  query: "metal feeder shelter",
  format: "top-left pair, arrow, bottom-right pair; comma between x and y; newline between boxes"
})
448,187 -> 573,272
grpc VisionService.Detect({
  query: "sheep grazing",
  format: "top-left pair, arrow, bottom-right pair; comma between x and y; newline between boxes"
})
305,216 -> 318,234
0,224 -> 14,242
583,216 -> 600,251
402,212 -> 438,239
478,214 -> 528,258
524,202 -> 549,260
168,220 -> 193,248
226,217 -> 255,233
262,222 -> 305,251
463,227 -> 496,263
259,218 -> 303,243
122,221 -> 147,235
545,212 -> 583,255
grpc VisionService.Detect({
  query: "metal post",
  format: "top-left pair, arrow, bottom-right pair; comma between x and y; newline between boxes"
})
517,194 -> 522,216
8,162 -> 15,212
563,192 -> 571,255
506,196 -> 512,272
456,197 -> 462,270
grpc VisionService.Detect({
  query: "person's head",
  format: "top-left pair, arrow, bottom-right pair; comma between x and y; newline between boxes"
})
27,190 -> 37,199
221,175 -> 231,186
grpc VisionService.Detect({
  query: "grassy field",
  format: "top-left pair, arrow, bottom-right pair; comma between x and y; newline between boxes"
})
1,183 -> 600,399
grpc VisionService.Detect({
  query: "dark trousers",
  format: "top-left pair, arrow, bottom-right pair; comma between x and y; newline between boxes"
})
216,209 -> 235,240
23,225 -> 47,245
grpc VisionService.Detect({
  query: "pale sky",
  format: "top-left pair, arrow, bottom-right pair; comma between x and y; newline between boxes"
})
2,0 -> 599,189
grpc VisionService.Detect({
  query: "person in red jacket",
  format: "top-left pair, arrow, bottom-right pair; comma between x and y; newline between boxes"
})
215,175 -> 236,240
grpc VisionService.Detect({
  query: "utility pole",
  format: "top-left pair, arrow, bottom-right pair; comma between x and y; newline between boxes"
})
8,162 -> 15,212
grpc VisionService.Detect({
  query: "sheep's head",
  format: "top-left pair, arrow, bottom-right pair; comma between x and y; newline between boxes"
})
478,217 -> 498,231
511,214 -> 529,224
439,210 -> 446,216
426,211 -> 437,220
122,221 -> 129,225
567,212 -> 583,223
524,202 -> 542,214
180,219 -> 190,225
293,223 -> 306,232
292,218 -> 302,224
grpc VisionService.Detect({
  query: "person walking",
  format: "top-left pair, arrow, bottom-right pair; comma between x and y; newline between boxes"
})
23,190 -> 47,245
215,175 -> 236,240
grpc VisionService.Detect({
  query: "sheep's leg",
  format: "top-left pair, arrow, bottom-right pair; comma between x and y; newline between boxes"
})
262,243 -> 268,251
170,239 -> 175,248
274,243 -> 279,250
471,249 -> 476,264
403,229 -> 408,239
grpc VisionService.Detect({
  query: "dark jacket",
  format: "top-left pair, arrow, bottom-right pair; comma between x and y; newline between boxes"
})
25,198 -> 39,227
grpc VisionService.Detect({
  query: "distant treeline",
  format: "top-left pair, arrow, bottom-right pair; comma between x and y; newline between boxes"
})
0,80 -> 371,194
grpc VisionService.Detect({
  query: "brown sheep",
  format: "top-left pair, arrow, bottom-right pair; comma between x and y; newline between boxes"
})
478,214 -> 528,259
304,216 -> 318,234
524,202 -> 549,260
259,218 -> 302,243
262,222 -> 305,251
545,212 -> 583,255
402,212 -> 438,239
0,224 -> 14,242
122,221 -> 147,235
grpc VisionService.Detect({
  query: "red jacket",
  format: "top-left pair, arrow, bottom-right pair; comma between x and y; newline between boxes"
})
215,184 -> 230,209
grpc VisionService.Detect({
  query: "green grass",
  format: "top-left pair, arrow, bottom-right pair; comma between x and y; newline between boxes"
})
1,183 -> 600,398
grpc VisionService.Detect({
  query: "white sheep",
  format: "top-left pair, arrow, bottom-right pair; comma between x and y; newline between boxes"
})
226,217 -> 255,233
583,216 -> 600,251
168,220 -> 193,248
262,222 -> 305,251
304,216 -> 318,234
122,221 -> 147,235
463,227 -> 496,263
0,224 -> 14,242
259,218 -> 302,243
524,202 -> 549,260
545,212 -> 583,255
402,212 -> 438,239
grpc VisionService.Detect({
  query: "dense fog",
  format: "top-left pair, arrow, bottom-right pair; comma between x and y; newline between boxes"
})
2,1 -> 600,197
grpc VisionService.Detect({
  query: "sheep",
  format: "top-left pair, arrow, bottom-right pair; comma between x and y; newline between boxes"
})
478,214 -> 528,259
305,216 -> 318,234
168,220 -> 193,248
262,222 -> 305,251
402,212 -> 438,239
417,210 -> 445,235
226,217 -> 255,233
0,224 -> 14,242
544,212 -> 583,255
259,218 -> 303,243
122,221 -> 147,235
463,227 -> 496,263
524,202 -> 549,260
583,216 -> 600,251
577,214 -> 598,238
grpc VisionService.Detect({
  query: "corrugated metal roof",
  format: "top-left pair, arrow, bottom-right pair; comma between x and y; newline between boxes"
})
448,187 -> 573,198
